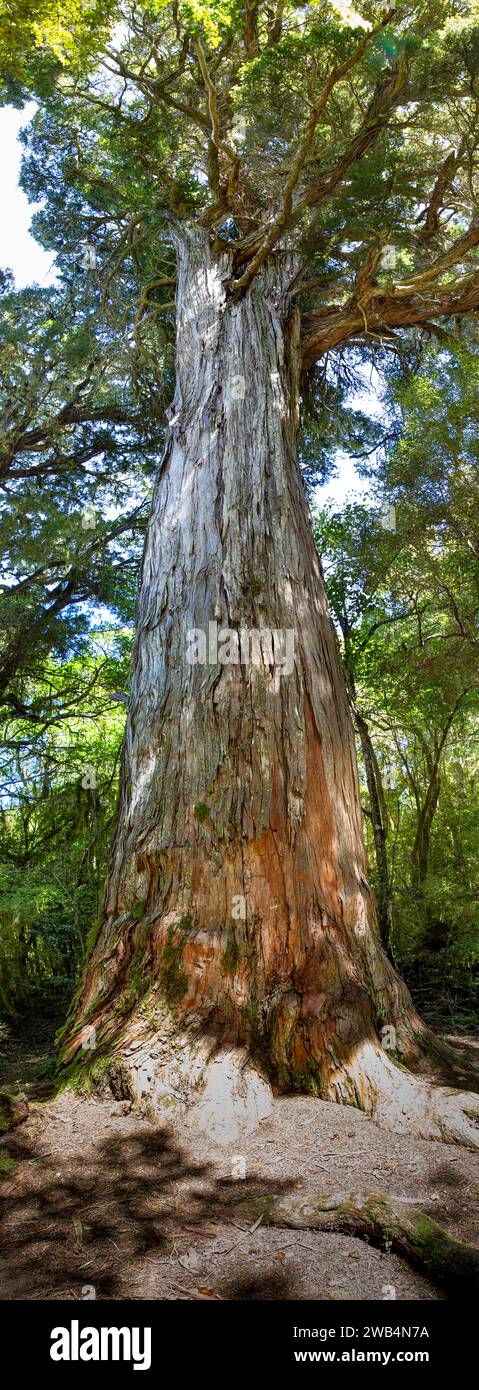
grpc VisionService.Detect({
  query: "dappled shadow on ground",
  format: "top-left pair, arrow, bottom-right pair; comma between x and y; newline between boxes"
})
0,1117 -> 296,1300
1,985 -> 477,1301
0,1098 -> 460,1303
425,1159 -> 478,1234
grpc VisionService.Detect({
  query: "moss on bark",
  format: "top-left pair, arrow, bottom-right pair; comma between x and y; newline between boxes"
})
238,1188 -> 479,1296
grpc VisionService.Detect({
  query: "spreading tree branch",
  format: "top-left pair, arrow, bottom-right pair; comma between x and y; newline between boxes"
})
301,223 -> 479,368
231,9 -> 396,294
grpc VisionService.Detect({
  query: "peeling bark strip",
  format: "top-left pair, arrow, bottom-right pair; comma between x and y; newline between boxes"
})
238,1190 -> 479,1297
62,230 -> 479,1148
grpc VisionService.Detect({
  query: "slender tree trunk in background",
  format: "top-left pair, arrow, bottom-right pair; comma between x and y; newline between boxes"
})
410,709 -> 460,941
61,231 -> 479,1146
410,766 -> 449,955
346,675 -> 394,961
411,771 -> 441,894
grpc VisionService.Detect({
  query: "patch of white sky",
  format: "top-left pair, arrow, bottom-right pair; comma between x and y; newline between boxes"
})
1,102 -> 382,509
0,103 -> 58,288
315,368 -> 384,509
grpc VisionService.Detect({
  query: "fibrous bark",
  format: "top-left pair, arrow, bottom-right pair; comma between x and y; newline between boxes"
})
61,230 -> 479,1149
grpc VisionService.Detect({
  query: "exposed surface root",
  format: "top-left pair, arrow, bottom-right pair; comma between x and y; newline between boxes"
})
238,1189 -> 479,1297
328,1042 -> 479,1150
66,1015 -> 479,1151
2,1077 -> 478,1301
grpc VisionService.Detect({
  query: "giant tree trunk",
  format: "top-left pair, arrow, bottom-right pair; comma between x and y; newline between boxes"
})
61,229 -> 479,1147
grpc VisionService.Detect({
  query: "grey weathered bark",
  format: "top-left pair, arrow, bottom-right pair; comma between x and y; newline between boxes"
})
61,230 -> 479,1148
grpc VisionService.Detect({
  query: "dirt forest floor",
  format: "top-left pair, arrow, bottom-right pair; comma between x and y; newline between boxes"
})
1,1006 -> 479,1303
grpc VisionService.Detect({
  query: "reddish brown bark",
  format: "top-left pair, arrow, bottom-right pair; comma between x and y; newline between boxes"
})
60,230 -> 479,1147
